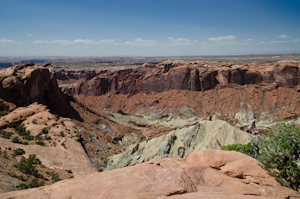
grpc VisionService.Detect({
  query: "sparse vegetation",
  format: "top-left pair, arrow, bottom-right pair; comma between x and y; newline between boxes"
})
60,131 -> 65,137
35,135 -> 42,141
32,120 -> 37,124
41,128 -> 48,134
60,121 -> 65,126
35,141 -> 44,146
66,169 -> 72,174
12,148 -> 25,158
12,136 -> 22,144
17,154 -> 41,177
1,131 -> 13,139
18,178 -> 45,190
50,171 -> 60,182
221,143 -> 255,158
258,122 -> 300,191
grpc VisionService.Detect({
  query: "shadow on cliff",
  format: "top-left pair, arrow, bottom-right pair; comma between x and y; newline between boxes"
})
0,62 -> 83,121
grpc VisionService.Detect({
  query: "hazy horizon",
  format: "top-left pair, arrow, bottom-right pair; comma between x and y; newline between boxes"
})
1,0 -> 300,57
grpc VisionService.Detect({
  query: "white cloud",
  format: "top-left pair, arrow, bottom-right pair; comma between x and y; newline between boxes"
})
27,34 -> 33,36
262,37 -> 268,40
167,37 -> 197,45
125,38 -> 158,46
33,39 -> 116,45
258,41 -> 265,44
243,39 -> 254,42
208,35 -> 236,42
278,34 -> 289,39
0,39 -> 16,45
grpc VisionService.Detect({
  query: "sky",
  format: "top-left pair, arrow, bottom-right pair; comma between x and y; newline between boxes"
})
0,0 -> 300,56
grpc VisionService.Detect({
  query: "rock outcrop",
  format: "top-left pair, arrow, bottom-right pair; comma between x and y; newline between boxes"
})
0,62 -> 81,120
105,119 -> 250,170
1,150 -> 298,199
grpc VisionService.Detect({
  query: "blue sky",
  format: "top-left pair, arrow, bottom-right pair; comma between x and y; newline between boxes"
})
0,0 -> 300,56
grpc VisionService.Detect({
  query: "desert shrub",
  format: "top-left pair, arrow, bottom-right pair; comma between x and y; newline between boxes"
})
32,120 -> 37,124
14,148 -> 25,155
22,141 -> 28,145
18,178 -> 45,190
10,123 -> 19,128
66,169 -> 72,174
28,178 -> 45,188
68,176 -> 74,179
41,128 -> 48,134
50,171 -> 60,182
12,136 -> 22,144
35,141 -> 44,146
15,124 -> 30,137
18,183 -> 29,190
44,135 -> 51,140
221,143 -> 255,158
59,131 -> 65,137
17,154 -> 41,176
12,148 -> 25,158
24,134 -> 34,141
35,135 -> 42,141
60,121 -> 65,126
1,131 -> 12,139
258,122 -> 300,191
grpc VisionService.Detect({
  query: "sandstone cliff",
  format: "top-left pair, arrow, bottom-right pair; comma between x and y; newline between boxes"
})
57,60 -> 300,127
0,62 -> 81,120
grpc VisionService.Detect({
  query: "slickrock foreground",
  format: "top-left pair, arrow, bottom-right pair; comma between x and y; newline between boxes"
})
1,150 -> 298,199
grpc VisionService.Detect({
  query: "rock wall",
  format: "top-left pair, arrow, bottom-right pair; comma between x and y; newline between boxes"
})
0,62 -> 81,120
57,60 -> 300,96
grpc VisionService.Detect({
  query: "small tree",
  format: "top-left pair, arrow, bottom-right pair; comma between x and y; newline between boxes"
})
258,122 -> 300,191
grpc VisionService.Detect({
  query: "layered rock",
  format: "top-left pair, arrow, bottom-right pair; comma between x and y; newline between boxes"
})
1,150 -> 298,199
58,60 -> 300,96
0,62 -> 81,119
105,119 -> 250,170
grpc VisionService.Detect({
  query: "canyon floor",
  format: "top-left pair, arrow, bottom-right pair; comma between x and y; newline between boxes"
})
0,57 -> 300,198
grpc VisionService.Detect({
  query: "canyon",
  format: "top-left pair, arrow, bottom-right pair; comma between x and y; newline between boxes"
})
0,59 -> 300,198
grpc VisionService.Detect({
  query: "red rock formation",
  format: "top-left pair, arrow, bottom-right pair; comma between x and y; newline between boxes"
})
1,150 -> 298,199
0,63 -> 81,120
58,60 -> 299,97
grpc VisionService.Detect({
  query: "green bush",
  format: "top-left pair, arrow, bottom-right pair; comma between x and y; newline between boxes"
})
50,171 -> 60,182
59,131 -> 65,137
66,169 -> 72,174
41,128 -> 48,134
35,141 -> 44,146
221,143 -> 255,158
28,178 -> 45,188
12,136 -> 22,144
1,131 -> 12,139
14,124 -> 30,136
35,135 -> 42,141
17,154 -> 41,176
18,183 -> 29,190
12,148 -> 25,157
24,134 -> 34,141
258,122 -> 300,191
